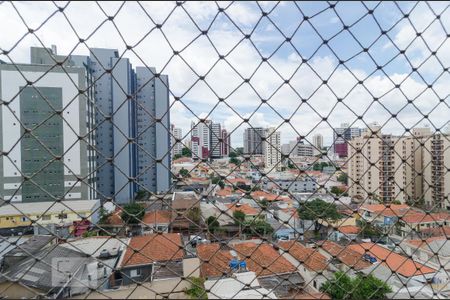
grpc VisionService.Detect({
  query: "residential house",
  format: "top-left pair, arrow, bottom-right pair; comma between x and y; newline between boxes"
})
317,240 -> 371,274
171,192 -> 201,234
397,212 -> 450,238
401,236 -> 450,272
225,202 -> 264,222
348,243 -> 437,283
278,241 -> 333,291
113,233 -> 184,287
141,210 -> 174,234
329,225 -> 361,242
197,241 -> 304,298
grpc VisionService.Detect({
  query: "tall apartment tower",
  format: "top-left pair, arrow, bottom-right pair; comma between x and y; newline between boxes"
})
333,123 -> 362,158
135,67 -> 171,194
423,133 -> 450,210
221,129 -> 230,157
264,127 -> 281,171
313,134 -> 323,150
171,125 -> 183,157
191,120 -> 211,160
0,48 -> 94,202
243,127 -> 265,155
210,122 -> 222,159
89,48 -> 137,203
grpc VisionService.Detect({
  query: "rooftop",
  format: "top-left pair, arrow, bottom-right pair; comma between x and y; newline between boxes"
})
348,243 -> 436,278
119,233 -> 184,268
251,190 -> 290,202
226,203 -> 260,216
172,192 -> 200,210
197,242 -> 296,278
278,241 -> 328,272
319,240 -> 371,271
337,225 -> 360,235
142,210 -> 174,225
0,200 -> 100,216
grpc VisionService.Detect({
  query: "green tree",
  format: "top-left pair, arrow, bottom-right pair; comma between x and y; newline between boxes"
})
330,186 -> 347,196
179,167 -> 190,178
186,206 -> 202,226
357,219 -> 382,240
229,151 -> 238,158
99,207 -> 111,224
211,176 -> 225,189
121,203 -> 145,224
244,220 -> 274,236
337,173 -> 348,185
229,157 -> 240,166
206,216 -> 220,233
135,190 -> 148,200
185,277 -> 207,299
297,199 -> 341,231
321,271 -> 391,300
182,147 -> 192,157
173,154 -> 183,160
233,210 -> 246,225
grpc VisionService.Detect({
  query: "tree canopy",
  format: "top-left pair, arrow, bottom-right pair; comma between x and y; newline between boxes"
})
320,271 -> 391,300
121,203 -> 145,224
233,210 -> 246,225
297,198 -> 341,231
206,216 -> 220,233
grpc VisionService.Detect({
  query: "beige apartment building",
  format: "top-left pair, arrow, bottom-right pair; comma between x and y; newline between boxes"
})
348,126 -> 450,209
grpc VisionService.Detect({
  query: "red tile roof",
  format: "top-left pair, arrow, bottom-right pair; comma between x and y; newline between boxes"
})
120,233 -> 183,268
106,208 -> 124,225
278,241 -> 327,272
337,225 -> 360,235
319,241 -> 370,270
401,212 -> 446,224
406,236 -> 446,249
226,203 -> 260,216
251,190 -> 290,202
142,210 -> 174,225
348,243 -> 436,277
360,204 -> 410,217
420,226 -> 450,237
197,242 -> 296,278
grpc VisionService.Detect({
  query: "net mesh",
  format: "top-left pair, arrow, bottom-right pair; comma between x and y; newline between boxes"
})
1,1 -> 450,299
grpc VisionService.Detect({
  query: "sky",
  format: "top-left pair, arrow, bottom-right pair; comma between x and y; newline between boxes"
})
1,1 -> 449,148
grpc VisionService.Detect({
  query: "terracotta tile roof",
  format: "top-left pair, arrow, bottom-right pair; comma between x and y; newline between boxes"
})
120,233 -> 183,268
348,243 -> 436,277
360,204 -> 410,216
319,241 -> 370,270
337,225 -> 360,235
278,241 -> 327,272
197,242 -> 296,278
225,177 -> 252,186
401,212 -> 446,224
406,236 -> 446,248
173,157 -> 191,164
226,203 -> 260,216
142,210 -> 174,225
251,190 -> 290,202
106,208 -> 123,225
420,226 -> 450,237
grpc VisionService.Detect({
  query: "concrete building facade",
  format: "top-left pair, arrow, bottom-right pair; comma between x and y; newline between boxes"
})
243,127 -> 265,155
264,127 -> 281,171
0,49 -> 94,203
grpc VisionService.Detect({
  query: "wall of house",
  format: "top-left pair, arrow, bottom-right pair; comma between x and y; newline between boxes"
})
117,265 -> 153,286
0,282 -> 43,298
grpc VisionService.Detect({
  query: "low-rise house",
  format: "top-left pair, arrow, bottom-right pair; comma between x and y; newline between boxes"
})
171,192 -> 201,234
205,271 -> 276,299
329,225 -> 361,242
251,190 -> 290,202
141,210 -> 174,234
225,202 -> 264,222
317,240 -> 371,274
348,243 -> 437,283
358,204 -> 411,227
0,244 -> 96,298
113,233 -> 184,287
278,241 -> 333,291
99,207 -> 128,236
401,236 -> 450,272
1,235 -> 56,270
397,212 -> 450,238
0,200 -> 100,235
197,241 -> 304,298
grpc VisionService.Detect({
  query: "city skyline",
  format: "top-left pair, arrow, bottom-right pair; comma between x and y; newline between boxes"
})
2,2 -> 449,147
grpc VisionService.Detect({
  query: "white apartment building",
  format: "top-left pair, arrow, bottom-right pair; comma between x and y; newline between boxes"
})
264,127 -> 281,171
171,125 -> 183,157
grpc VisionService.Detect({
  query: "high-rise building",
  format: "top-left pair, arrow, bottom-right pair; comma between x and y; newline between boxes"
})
171,125 -> 183,157
32,46 -> 171,203
191,120 -> 211,160
312,134 -> 323,155
191,120 -> 228,160
264,127 -> 281,171
423,133 -> 450,210
135,67 -> 171,194
348,126 -> 436,204
0,47 -> 95,202
221,129 -> 230,157
333,123 -> 362,158
210,122 -> 222,159
243,127 -> 265,155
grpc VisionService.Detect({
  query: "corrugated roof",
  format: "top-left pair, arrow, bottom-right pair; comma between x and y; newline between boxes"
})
0,200 -> 99,216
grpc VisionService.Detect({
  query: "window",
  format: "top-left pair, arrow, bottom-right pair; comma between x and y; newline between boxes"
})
130,269 -> 141,278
